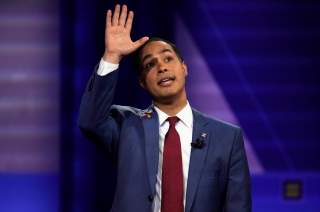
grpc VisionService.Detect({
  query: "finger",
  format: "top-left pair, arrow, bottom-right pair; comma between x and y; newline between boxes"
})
133,36 -> 149,50
106,10 -> 112,28
119,5 -> 127,26
112,4 -> 120,26
125,11 -> 134,31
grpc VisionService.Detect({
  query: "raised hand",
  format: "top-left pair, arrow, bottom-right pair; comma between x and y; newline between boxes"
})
103,4 -> 149,64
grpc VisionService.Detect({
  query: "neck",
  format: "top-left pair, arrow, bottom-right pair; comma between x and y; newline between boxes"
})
153,92 -> 188,116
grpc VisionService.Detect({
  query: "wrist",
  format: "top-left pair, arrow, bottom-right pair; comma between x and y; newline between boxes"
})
102,51 -> 122,64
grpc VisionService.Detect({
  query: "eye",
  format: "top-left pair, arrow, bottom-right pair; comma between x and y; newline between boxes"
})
164,56 -> 173,63
144,61 -> 155,70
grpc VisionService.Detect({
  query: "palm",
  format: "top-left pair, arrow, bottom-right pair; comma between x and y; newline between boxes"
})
106,25 -> 135,55
105,5 -> 148,60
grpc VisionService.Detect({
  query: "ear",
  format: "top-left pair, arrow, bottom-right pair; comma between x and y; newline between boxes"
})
139,78 -> 146,89
182,62 -> 188,76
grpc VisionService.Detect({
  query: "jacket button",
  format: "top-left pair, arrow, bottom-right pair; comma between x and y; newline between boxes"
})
148,194 -> 154,202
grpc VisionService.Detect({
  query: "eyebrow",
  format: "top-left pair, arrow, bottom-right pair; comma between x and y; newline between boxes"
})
141,48 -> 173,64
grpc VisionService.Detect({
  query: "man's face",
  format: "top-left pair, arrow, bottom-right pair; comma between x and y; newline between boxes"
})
139,41 -> 188,102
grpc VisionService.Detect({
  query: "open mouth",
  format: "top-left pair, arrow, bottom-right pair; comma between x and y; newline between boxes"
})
157,76 -> 176,86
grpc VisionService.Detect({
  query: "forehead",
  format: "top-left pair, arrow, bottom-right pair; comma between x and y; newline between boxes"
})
140,41 -> 175,58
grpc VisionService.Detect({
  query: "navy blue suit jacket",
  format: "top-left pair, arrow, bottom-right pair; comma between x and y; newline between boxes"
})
78,70 -> 251,212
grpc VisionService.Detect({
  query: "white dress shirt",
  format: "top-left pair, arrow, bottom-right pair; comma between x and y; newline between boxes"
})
97,58 -> 119,76
97,58 -> 194,212
153,104 -> 193,212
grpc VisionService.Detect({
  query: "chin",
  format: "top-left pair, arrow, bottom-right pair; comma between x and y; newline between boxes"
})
154,92 -> 181,103
149,85 -> 185,103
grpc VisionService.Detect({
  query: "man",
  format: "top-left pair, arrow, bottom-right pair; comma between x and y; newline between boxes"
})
78,4 -> 251,212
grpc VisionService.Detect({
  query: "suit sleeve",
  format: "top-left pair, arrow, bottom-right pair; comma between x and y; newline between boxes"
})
224,129 -> 252,212
77,69 -> 121,159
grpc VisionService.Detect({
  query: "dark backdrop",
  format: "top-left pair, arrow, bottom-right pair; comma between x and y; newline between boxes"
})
59,0 -> 320,211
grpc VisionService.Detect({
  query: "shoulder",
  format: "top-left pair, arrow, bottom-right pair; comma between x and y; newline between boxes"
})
109,104 -> 153,120
193,108 -> 240,131
192,108 -> 242,144
110,104 -> 141,115
192,108 -> 243,152
109,105 -> 143,121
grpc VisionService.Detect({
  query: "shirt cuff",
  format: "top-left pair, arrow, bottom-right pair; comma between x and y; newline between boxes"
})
96,58 -> 119,76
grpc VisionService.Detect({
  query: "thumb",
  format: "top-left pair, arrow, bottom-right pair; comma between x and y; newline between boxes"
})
133,36 -> 149,50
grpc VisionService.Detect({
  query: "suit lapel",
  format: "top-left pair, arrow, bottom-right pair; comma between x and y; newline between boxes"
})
185,109 -> 210,212
141,106 -> 159,195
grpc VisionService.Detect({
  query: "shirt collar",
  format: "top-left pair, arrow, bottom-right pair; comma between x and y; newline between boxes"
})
153,101 -> 193,128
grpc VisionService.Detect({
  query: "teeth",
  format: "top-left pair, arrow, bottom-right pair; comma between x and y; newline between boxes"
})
158,77 -> 174,85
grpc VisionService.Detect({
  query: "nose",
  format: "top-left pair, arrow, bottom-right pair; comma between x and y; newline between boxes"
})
157,61 -> 168,74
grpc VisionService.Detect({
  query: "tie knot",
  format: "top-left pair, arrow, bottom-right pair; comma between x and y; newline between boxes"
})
167,116 -> 179,126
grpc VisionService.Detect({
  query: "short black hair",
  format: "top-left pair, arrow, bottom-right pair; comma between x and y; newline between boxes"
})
133,37 -> 184,77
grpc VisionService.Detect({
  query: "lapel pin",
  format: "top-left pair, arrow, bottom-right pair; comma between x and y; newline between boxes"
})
144,111 -> 152,118
201,133 -> 207,138
191,132 -> 207,149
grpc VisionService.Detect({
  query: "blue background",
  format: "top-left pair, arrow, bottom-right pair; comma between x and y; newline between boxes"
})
0,0 -> 319,211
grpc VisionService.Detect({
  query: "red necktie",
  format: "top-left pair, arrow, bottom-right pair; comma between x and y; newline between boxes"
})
161,116 -> 184,212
